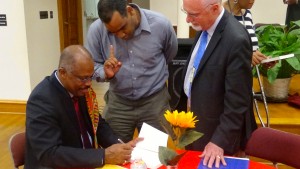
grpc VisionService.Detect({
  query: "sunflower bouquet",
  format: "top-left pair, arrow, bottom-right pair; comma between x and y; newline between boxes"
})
158,110 -> 203,166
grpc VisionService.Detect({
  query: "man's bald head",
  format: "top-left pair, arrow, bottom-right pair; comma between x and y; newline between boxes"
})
57,45 -> 95,96
58,45 -> 93,72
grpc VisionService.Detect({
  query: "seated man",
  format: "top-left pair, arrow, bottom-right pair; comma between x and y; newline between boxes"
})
25,45 -> 140,168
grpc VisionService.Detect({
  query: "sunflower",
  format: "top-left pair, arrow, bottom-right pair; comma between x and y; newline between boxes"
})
159,110 -> 202,166
164,110 -> 198,128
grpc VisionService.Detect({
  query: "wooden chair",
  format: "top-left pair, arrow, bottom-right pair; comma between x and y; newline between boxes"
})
245,127 -> 300,169
8,132 -> 25,169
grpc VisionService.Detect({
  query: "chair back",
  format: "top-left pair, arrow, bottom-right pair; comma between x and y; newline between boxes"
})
245,127 -> 300,168
8,132 -> 25,169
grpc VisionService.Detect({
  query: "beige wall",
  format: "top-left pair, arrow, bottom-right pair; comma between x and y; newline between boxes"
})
0,0 -> 291,101
0,0 -> 31,100
251,0 -> 287,25
150,0 -> 178,25
150,0 -> 287,26
0,0 -> 60,100
24,0 -> 60,90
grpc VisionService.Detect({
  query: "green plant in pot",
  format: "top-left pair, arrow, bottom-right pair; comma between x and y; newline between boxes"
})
253,20 -> 300,101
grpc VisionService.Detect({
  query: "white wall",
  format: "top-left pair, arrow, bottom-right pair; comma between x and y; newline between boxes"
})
150,0 -> 287,26
0,0 -> 291,101
150,0 -> 178,25
251,0 -> 287,25
0,0 -> 31,100
24,0 -> 60,90
0,0 -> 60,101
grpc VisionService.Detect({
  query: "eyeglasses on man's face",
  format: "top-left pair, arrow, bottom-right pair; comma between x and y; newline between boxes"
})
70,72 -> 94,83
181,3 -> 213,19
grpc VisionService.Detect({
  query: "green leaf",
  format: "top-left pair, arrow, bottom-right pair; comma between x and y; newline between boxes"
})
286,57 -> 300,71
267,62 -> 280,83
158,146 -> 178,165
177,130 -> 203,149
254,20 -> 300,83
290,20 -> 300,29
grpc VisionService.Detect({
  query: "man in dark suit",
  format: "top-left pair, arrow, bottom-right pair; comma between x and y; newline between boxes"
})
25,45 -> 140,168
177,0 -> 257,168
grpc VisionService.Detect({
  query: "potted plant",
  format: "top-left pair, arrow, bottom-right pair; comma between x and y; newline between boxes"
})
254,20 -> 300,101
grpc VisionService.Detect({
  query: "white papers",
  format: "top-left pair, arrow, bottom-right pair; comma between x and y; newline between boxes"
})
261,54 -> 295,63
131,123 -> 169,169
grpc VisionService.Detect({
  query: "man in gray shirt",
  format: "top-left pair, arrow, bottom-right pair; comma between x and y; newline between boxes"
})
86,0 -> 178,142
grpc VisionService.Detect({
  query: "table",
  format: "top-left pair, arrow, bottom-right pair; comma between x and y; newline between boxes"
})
121,150 -> 276,169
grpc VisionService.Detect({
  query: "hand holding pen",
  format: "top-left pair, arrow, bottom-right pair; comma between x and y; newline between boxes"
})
118,137 -> 144,148
117,138 -> 144,165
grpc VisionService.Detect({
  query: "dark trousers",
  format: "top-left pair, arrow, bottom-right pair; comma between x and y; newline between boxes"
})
103,86 -> 171,142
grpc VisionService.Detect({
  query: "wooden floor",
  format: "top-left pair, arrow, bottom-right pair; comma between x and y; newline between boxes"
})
0,112 -> 25,169
1,76 -> 299,169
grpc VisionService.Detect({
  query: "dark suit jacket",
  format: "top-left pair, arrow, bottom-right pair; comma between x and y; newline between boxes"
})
176,10 -> 257,155
25,72 -> 119,169
286,3 -> 300,26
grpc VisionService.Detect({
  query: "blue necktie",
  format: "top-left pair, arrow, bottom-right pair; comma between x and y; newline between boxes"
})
187,31 -> 208,109
193,31 -> 208,73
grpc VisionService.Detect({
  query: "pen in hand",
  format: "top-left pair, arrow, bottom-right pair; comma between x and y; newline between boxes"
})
118,138 -> 125,144
118,138 -> 131,164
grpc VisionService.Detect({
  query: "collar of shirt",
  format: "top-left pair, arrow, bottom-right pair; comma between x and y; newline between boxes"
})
206,7 -> 225,41
55,70 -> 74,98
129,3 -> 151,36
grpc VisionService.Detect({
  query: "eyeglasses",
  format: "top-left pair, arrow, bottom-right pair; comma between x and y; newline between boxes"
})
181,3 -> 213,19
70,72 -> 94,83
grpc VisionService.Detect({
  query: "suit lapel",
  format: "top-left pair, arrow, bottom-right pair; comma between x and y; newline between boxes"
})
194,11 -> 229,77
49,72 -> 80,131
49,71 -> 95,146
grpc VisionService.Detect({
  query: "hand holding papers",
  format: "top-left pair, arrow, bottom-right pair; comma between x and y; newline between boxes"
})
261,54 -> 295,64
131,123 -> 168,169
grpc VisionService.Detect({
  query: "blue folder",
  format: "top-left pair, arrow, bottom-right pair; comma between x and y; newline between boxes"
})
197,156 -> 249,169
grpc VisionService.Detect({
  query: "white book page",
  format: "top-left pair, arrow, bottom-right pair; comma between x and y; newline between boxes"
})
131,123 -> 169,169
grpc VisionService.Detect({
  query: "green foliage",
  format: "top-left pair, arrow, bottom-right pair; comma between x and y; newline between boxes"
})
158,146 -> 178,165
158,129 -> 202,166
177,130 -> 203,149
254,20 -> 300,83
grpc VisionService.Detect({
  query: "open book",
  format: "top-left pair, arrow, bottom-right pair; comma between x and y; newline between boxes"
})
131,123 -> 169,169
260,54 -> 295,63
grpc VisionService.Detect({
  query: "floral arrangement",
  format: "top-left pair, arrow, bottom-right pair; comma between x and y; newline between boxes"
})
158,110 -> 203,166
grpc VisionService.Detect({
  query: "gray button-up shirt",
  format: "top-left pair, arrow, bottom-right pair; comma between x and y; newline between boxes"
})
86,4 -> 178,100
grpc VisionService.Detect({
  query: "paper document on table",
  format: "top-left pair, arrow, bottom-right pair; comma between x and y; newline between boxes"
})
260,54 -> 295,63
131,122 -> 169,169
